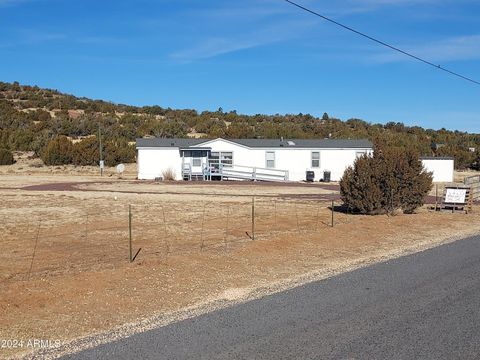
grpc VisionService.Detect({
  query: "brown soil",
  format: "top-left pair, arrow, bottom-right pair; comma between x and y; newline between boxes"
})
1,172 -> 479,359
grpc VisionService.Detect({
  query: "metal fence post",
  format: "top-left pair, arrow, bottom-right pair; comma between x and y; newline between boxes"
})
331,199 -> 334,227
200,203 -> 206,250
85,211 -> 88,241
274,199 -> 277,228
252,197 -> 255,240
129,204 -> 132,262
224,206 -> 230,251
27,219 -> 41,280
295,202 -> 299,232
162,206 -> 169,259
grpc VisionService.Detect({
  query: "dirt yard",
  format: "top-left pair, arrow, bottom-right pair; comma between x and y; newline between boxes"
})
1,166 -> 480,359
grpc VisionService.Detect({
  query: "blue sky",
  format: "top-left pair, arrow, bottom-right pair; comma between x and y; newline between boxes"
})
1,0 -> 479,132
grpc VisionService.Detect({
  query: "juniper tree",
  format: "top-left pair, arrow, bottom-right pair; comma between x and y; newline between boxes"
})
340,146 -> 433,215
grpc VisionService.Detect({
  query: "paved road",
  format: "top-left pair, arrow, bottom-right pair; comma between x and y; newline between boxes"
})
63,236 -> 480,360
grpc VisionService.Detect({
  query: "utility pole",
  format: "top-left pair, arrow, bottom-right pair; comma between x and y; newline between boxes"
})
98,126 -> 104,176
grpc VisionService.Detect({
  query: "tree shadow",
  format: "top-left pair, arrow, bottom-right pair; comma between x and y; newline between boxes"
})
330,203 -> 362,215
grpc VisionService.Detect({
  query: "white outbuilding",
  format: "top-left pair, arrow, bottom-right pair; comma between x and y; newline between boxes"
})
420,157 -> 455,183
136,137 -> 373,182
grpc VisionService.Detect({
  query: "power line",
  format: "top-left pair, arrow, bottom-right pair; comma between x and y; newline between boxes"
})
284,0 -> 480,86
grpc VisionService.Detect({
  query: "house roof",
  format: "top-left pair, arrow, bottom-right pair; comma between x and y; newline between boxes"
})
136,138 -> 205,148
420,156 -> 455,160
136,137 -> 373,149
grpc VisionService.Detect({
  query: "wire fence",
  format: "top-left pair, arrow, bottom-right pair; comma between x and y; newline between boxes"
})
1,197 -> 357,284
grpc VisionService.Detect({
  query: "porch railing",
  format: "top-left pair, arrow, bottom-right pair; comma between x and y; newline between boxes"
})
207,163 -> 289,182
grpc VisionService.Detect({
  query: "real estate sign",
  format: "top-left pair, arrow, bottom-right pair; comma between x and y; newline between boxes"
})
445,188 -> 467,204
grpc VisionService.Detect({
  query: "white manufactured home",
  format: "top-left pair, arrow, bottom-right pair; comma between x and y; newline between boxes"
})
420,157 -> 454,183
136,137 -> 373,182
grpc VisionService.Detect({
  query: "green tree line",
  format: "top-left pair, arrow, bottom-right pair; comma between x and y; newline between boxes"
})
1,81 -> 479,169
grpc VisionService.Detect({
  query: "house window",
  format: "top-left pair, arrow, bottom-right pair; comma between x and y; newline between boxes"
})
192,158 -> 202,167
183,150 -> 207,158
266,151 -> 275,168
220,152 -> 233,167
191,150 -> 199,158
311,152 -> 320,168
209,152 -> 233,168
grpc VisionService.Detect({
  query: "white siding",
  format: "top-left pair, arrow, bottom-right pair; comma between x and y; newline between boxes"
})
273,148 -> 371,181
197,139 -> 266,169
137,138 -> 373,182
137,147 -> 182,180
197,139 -> 371,181
421,159 -> 454,183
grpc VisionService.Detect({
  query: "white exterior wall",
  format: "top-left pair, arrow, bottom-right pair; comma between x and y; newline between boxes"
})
137,147 -> 182,180
198,139 -> 371,181
259,148 -> 369,181
198,139 -> 265,168
137,138 -> 372,182
421,159 -> 454,183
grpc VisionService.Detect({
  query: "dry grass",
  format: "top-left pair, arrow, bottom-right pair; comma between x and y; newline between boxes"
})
1,173 -> 480,359
0,151 -> 137,178
455,169 -> 480,183
162,167 -> 176,181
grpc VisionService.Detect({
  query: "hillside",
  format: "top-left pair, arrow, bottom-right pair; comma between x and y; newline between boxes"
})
0,80 -> 479,169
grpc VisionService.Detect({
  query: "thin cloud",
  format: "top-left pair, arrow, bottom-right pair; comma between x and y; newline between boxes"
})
0,29 -> 126,48
76,36 -> 124,45
190,2 -> 288,20
373,35 -> 480,63
355,0 -> 472,4
0,0 -> 33,6
0,29 -> 66,48
353,0 -> 436,4
170,38 -> 267,61
167,0 -> 322,62
310,0 -> 476,16
170,20 -> 315,62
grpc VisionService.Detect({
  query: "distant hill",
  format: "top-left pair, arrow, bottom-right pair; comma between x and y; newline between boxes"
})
0,80 -> 479,169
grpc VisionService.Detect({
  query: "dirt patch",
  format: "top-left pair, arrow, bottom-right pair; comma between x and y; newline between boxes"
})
1,174 -> 479,359
0,151 -> 137,179
18,180 -> 439,203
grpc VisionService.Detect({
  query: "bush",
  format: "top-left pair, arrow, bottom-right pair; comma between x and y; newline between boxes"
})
41,136 -> 74,165
340,147 -> 433,215
72,137 -> 99,166
0,148 -> 14,165
104,138 -> 136,166
162,168 -> 176,181
72,137 -> 136,167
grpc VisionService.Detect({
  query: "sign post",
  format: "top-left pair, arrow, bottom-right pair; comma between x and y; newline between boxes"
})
441,186 -> 471,213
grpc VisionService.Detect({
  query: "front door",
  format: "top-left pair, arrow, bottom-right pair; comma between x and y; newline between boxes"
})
191,154 -> 204,174
182,150 -> 209,175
